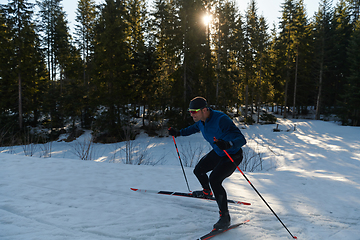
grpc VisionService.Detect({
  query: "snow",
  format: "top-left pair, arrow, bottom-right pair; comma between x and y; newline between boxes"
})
1,118 -> 360,239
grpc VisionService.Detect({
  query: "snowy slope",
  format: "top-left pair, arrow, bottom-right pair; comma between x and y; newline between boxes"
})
1,119 -> 360,240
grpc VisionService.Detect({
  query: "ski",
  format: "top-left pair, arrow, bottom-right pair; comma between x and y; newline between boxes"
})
130,188 -> 251,206
197,220 -> 250,240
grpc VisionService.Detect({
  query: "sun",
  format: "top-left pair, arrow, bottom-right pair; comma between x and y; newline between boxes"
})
203,14 -> 212,25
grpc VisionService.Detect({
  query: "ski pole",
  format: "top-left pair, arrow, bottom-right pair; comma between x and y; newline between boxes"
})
214,138 -> 297,239
171,135 -> 191,192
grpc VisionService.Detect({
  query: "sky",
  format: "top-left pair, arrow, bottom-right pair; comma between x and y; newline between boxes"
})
0,0 -> 339,34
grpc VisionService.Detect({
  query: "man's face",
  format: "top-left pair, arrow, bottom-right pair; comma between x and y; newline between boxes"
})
190,108 -> 206,122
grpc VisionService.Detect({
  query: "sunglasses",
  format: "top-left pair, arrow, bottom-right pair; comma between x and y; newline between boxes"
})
188,108 -> 202,114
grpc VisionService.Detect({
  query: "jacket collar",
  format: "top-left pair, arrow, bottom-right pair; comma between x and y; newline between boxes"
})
202,108 -> 213,123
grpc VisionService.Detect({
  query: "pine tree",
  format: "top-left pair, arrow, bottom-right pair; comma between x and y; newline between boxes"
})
266,25 -> 279,112
37,0 -> 75,127
75,0 -> 96,86
230,6 -> 245,114
127,0 -> 148,111
0,6 -> 15,124
149,0 -> 186,128
342,19 -> 360,125
291,0 -> 313,117
176,0 -> 209,107
151,0 -> 181,104
277,0 -> 297,117
243,0 -> 267,120
313,0 -> 334,120
37,0 -> 58,82
275,0 -> 322,118
75,0 -> 97,128
92,0 -> 131,134
203,0 -> 214,104
215,0 -> 243,109
6,0 -> 48,129
329,0 -> 352,110
346,0 -> 360,22
255,15 -> 271,122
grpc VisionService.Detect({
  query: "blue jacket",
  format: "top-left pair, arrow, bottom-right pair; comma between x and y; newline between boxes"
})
180,108 -> 246,156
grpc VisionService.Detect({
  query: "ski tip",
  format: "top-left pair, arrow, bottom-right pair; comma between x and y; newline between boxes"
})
236,201 -> 251,205
130,188 -> 138,191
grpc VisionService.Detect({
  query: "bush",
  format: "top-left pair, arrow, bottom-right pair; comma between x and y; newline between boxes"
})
244,116 -> 255,125
260,113 -> 277,124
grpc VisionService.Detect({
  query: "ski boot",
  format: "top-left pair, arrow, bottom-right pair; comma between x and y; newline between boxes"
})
192,189 -> 213,199
213,211 -> 231,230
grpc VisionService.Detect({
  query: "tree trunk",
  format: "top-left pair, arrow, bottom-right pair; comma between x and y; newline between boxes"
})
284,20 -> 291,118
293,44 -> 299,118
257,52 -> 263,123
244,84 -> 249,119
18,72 -> 23,129
316,36 -> 325,120
316,63 -> 323,120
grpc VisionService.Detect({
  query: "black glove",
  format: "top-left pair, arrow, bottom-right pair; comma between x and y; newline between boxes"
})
214,139 -> 232,150
168,127 -> 180,137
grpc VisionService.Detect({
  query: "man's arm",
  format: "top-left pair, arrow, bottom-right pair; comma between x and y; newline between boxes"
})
219,116 -> 246,149
180,122 -> 201,136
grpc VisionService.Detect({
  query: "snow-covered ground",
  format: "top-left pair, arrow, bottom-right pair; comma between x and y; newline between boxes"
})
1,118 -> 360,240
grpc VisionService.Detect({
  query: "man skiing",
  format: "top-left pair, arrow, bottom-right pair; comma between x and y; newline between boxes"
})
168,96 -> 247,230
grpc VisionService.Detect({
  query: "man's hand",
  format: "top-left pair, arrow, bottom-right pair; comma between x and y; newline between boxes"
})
168,127 -> 180,137
214,139 -> 232,150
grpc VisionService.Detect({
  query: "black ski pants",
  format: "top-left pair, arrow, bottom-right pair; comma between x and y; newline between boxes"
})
193,148 -> 243,214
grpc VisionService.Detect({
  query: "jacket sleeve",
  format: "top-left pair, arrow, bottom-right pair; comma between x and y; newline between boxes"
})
180,122 -> 200,136
219,115 -> 247,148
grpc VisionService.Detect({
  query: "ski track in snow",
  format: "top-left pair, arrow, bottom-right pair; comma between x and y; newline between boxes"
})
1,119 -> 360,239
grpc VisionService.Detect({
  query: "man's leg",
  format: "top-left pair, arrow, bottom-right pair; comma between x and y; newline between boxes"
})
193,150 -> 220,191
209,149 -> 243,229
210,148 -> 243,212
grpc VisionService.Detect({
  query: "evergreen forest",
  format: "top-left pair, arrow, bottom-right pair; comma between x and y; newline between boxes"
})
0,0 -> 359,144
